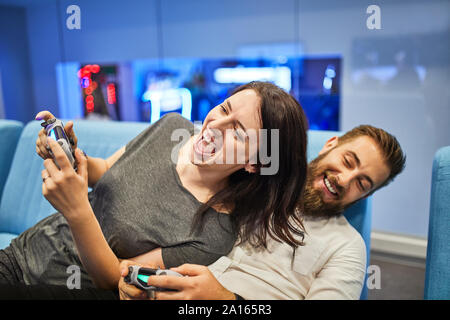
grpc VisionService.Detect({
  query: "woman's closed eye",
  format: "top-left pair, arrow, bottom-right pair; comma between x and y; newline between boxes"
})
219,104 -> 245,142
233,128 -> 246,142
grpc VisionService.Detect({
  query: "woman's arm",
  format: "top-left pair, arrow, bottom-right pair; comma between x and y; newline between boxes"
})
69,214 -> 164,289
61,202 -> 163,290
87,146 -> 125,187
43,138 -> 160,289
41,138 -> 121,289
67,203 -> 121,289
128,248 -> 165,269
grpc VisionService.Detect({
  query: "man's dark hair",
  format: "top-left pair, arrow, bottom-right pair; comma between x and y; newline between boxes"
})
338,124 -> 406,194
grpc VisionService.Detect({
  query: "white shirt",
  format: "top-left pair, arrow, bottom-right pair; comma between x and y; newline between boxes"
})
208,215 -> 366,300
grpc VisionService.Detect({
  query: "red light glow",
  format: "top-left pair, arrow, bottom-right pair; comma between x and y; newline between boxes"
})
107,83 -> 116,104
91,65 -> 100,73
85,95 -> 94,103
86,101 -> 94,113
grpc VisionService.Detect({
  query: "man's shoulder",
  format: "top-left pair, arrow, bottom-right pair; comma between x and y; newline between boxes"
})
301,215 -> 366,281
336,215 -> 366,253
304,215 -> 366,253
335,215 -> 365,242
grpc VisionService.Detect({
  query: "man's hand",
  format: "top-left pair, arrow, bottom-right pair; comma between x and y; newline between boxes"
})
150,264 -> 236,300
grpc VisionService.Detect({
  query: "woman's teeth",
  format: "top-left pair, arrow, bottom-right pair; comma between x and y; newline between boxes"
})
203,130 -> 213,143
197,135 -> 215,155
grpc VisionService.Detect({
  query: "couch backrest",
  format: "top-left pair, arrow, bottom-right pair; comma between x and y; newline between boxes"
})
425,146 -> 450,300
0,119 -> 148,234
0,120 -> 23,203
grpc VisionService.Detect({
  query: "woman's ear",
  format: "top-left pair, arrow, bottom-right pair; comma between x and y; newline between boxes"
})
244,163 -> 260,174
319,136 -> 339,155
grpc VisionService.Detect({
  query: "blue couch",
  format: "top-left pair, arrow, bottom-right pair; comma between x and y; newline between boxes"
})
424,146 -> 450,300
0,120 -> 23,199
0,119 -> 371,299
0,120 -> 24,245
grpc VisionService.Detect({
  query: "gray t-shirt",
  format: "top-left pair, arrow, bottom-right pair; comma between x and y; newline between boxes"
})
10,113 -> 237,287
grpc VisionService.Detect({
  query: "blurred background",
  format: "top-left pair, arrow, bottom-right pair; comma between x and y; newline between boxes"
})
0,0 -> 449,299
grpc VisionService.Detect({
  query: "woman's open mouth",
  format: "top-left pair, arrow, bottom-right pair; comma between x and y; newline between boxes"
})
193,130 -> 217,158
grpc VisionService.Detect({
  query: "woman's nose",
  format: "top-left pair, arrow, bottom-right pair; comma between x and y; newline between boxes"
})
208,116 -> 233,131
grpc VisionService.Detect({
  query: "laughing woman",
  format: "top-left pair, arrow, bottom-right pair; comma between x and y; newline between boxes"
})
0,81 -> 308,290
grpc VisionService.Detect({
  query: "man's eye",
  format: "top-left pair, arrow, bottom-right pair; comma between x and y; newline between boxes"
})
358,180 -> 366,191
344,157 -> 351,167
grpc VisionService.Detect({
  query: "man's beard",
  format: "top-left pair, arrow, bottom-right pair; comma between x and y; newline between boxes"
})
300,153 -> 348,218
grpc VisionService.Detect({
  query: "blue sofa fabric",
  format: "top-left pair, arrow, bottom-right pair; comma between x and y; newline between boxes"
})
424,146 -> 450,300
0,120 -> 23,203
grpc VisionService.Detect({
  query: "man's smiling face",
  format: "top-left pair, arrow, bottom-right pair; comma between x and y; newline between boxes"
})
302,135 -> 391,217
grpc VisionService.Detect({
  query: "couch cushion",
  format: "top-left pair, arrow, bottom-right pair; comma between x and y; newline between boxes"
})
0,232 -> 17,249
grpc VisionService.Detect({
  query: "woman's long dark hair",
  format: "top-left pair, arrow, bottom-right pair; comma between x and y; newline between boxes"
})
192,81 -> 309,249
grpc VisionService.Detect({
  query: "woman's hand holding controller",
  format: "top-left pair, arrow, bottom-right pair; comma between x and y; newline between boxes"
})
41,137 -> 89,220
35,110 -> 78,160
35,110 -> 89,220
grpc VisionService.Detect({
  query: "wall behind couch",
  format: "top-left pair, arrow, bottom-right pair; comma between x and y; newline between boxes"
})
0,0 -> 449,241
0,5 -> 34,122
295,0 -> 450,241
